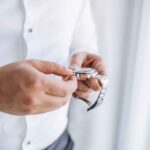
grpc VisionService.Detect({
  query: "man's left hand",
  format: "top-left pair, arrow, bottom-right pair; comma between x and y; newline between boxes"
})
70,51 -> 107,99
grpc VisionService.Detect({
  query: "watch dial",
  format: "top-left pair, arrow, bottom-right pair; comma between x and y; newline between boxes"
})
74,68 -> 95,74
72,67 -> 98,79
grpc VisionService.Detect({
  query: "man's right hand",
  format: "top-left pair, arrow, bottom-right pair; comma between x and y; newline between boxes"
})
0,59 -> 77,115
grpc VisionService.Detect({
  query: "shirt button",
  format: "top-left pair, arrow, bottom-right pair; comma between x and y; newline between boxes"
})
28,28 -> 33,33
26,141 -> 31,145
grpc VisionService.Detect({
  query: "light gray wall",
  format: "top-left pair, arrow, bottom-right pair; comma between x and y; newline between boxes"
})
69,0 -> 149,150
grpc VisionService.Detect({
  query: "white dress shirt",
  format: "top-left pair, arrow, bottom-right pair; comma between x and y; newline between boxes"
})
0,0 -> 98,150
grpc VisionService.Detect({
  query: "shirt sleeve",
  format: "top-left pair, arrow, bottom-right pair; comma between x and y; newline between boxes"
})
69,0 -> 99,56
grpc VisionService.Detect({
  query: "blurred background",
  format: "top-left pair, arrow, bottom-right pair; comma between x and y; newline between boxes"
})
69,0 -> 150,150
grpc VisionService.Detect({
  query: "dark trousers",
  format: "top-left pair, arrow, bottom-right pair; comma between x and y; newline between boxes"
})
45,130 -> 73,150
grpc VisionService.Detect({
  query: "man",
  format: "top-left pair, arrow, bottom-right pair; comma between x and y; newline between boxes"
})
0,0 -> 107,150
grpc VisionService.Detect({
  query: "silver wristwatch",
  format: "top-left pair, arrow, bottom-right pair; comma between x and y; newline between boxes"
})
71,67 -> 109,111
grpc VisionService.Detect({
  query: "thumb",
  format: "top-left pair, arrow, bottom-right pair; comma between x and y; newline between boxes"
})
70,52 -> 87,68
26,59 -> 73,76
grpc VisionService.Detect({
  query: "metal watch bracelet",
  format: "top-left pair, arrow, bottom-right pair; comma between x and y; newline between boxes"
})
73,74 -> 109,111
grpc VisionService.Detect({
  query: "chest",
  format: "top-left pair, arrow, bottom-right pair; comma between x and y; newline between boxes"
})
0,0 -> 83,36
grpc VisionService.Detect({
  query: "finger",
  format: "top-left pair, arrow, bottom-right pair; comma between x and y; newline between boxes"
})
92,60 -> 107,75
87,53 -> 102,62
96,64 -> 107,75
26,59 -> 73,76
77,81 -> 93,93
45,94 -> 71,109
70,52 -> 87,67
82,57 -> 95,68
42,75 -> 77,97
31,94 -> 70,114
75,90 -> 91,99
82,54 -> 102,67
85,78 -> 101,91
82,54 -> 107,75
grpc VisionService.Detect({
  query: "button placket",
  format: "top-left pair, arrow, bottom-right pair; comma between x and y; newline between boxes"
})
22,0 -> 36,59
22,1 -> 34,148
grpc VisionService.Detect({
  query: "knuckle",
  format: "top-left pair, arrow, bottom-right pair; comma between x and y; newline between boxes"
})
30,78 -> 40,88
23,95 -> 37,108
26,76 -> 41,89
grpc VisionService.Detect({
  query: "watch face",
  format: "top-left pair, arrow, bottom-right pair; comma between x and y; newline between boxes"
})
73,67 -> 98,79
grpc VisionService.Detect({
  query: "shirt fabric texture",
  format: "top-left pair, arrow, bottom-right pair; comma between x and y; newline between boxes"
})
0,0 -> 98,150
